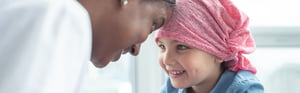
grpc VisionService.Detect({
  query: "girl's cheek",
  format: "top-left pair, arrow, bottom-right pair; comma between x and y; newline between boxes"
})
158,57 -> 166,70
159,59 -> 164,68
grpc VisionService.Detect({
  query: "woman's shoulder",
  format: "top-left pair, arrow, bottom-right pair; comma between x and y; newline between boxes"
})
227,70 -> 264,93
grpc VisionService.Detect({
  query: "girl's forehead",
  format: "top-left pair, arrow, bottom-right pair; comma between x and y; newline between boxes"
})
158,38 -> 182,44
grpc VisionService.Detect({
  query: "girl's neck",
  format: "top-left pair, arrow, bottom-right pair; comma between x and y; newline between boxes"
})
187,68 -> 224,93
187,83 -> 213,93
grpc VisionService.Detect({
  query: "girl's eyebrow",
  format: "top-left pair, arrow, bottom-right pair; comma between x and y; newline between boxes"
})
172,40 -> 183,44
158,39 -> 180,44
158,40 -> 163,44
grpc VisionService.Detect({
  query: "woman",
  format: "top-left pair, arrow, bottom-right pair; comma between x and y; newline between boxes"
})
78,0 -> 175,68
0,0 -> 175,92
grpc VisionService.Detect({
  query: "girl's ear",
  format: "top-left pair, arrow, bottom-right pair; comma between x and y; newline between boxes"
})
215,57 -> 224,63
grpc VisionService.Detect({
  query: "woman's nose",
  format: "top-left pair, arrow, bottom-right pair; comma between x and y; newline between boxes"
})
130,44 -> 141,56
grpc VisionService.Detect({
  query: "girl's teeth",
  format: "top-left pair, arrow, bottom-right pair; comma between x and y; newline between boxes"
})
170,71 -> 185,75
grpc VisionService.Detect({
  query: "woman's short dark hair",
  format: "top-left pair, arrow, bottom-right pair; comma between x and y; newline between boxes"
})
163,0 -> 176,4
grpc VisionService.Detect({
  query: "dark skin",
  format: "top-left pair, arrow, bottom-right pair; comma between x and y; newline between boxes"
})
78,0 -> 174,68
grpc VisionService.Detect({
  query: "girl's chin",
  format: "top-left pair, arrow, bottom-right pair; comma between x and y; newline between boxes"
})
170,81 -> 189,89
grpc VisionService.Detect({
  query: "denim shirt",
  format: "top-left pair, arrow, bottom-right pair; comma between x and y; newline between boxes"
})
161,70 -> 264,93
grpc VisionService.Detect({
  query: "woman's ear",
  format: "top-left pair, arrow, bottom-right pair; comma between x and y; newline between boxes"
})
120,0 -> 129,6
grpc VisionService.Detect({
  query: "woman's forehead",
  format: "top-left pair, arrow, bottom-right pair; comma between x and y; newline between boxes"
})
149,0 -> 176,5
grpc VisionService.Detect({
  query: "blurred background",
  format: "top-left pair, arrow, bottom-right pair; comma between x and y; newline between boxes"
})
82,0 -> 300,93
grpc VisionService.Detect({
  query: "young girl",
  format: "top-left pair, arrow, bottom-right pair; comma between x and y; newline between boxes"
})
155,0 -> 264,93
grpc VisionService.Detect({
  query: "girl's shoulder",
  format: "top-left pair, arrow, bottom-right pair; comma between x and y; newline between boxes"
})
227,70 -> 264,93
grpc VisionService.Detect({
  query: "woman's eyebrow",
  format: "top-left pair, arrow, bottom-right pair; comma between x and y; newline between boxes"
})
159,17 -> 165,29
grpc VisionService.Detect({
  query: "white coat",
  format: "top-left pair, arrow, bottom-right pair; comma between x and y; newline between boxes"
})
0,0 -> 92,93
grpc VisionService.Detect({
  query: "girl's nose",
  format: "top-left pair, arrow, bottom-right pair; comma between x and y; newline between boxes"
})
162,50 -> 176,65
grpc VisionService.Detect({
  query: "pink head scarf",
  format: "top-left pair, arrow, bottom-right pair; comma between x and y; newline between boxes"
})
155,0 -> 257,74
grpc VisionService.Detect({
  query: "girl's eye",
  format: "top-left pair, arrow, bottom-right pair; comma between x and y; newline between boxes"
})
177,45 -> 189,50
158,44 -> 166,50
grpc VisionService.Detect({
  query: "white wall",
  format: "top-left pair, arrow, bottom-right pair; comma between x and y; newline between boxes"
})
232,0 -> 300,27
134,33 -> 165,93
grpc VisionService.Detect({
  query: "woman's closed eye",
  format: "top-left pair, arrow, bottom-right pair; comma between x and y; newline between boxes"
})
151,23 -> 158,31
151,17 -> 165,31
